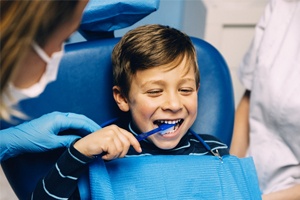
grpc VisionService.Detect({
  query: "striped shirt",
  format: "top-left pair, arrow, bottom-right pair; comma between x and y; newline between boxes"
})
31,122 -> 229,199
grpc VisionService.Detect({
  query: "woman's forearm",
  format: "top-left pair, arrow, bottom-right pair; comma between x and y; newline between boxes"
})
262,184 -> 300,200
230,90 -> 251,157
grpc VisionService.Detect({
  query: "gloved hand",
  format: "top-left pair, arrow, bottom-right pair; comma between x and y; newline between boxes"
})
0,111 -> 101,162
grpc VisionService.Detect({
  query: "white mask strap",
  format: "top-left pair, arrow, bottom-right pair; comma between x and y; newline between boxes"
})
32,41 -> 51,63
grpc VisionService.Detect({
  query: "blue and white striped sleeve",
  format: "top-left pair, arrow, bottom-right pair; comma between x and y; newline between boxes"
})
31,141 -> 94,200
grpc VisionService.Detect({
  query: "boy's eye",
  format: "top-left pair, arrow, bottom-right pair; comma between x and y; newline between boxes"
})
179,88 -> 194,95
147,89 -> 163,96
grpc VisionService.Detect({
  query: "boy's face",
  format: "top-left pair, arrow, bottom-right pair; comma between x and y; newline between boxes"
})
114,56 -> 199,150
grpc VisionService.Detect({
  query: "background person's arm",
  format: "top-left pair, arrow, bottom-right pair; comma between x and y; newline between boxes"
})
230,90 -> 250,157
262,184 -> 300,200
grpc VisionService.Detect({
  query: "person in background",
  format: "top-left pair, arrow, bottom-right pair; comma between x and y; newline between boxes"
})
31,24 -> 229,199
0,1 -> 101,162
230,0 -> 300,199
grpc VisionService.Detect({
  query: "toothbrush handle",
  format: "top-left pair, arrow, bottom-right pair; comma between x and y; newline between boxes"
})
136,128 -> 160,141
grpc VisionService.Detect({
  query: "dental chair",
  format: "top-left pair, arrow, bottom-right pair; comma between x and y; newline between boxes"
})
0,35 -> 235,200
0,2 -> 235,199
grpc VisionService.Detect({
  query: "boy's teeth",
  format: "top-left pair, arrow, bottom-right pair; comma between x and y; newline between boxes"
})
159,120 -> 180,124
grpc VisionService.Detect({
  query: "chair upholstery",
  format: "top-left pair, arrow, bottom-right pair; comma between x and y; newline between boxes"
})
0,36 -> 234,199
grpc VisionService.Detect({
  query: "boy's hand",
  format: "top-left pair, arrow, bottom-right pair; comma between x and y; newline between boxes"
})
73,125 -> 142,160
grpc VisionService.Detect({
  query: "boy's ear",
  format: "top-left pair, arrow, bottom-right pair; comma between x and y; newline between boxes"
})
113,86 -> 130,112
197,83 -> 200,92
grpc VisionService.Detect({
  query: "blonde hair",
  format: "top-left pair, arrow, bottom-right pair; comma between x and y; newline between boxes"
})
0,1 -> 78,121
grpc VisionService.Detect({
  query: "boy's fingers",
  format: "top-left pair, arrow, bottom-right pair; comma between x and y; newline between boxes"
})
100,126 -> 142,160
115,127 -> 142,153
126,133 -> 142,153
102,146 -> 120,160
102,133 -> 128,160
115,134 -> 131,157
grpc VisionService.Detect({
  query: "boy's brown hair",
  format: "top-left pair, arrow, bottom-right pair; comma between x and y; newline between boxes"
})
112,24 -> 200,98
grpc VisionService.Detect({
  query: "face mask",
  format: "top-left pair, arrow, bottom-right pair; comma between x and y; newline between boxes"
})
3,42 -> 64,107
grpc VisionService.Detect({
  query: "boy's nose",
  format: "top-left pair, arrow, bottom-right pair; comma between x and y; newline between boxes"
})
161,93 -> 183,112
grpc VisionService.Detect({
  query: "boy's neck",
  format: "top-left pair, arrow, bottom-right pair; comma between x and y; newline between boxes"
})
128,121 -> 142,136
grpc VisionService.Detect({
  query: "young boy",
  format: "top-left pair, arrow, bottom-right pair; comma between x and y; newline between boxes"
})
33,24 -> 229,199
108,24 -> 229,156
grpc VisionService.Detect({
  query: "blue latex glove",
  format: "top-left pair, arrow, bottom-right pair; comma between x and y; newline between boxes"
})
0,111 -> 101,162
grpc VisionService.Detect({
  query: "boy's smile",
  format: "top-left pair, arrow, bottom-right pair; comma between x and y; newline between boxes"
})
114,56 -> 199,150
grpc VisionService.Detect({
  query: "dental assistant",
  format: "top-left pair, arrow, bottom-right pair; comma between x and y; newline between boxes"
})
230,0 -> 300,199
0,0 -> 100,162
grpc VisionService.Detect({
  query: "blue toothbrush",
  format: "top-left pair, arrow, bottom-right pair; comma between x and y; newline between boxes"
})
136,123 -> 176,141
